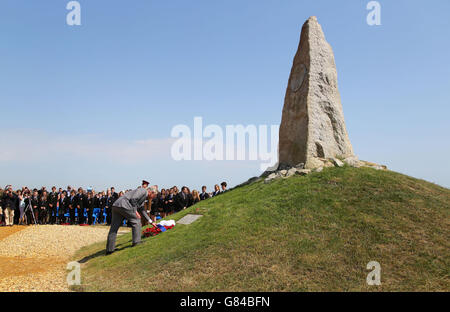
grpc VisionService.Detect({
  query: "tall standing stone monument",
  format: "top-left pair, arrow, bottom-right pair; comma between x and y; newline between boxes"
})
278,16 -> 354,169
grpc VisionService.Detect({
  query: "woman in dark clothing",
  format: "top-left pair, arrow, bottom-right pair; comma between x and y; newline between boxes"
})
150,193 -> 159,220
186,187 -> 194,208
158,189 -> 167,218
191,190 -> 200,206
39,191 -> 49,224
166,188 -> 176,215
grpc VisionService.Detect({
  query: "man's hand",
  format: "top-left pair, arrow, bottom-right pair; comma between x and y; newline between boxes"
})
135,211 -> 141,219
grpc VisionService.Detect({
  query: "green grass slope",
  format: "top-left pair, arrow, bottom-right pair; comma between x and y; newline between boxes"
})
73,167 -> 450,291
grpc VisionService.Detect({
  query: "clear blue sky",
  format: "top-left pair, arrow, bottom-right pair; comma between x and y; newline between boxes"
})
0,0 -> 449,190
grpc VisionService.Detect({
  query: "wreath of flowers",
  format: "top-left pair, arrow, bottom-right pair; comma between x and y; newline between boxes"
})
142,224 -> 175,238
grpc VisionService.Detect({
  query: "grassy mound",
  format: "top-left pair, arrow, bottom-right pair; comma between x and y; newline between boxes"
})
73,167 -> 449,291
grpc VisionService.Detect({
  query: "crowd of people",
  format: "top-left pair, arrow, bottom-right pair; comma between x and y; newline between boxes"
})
0,181 -> 228,227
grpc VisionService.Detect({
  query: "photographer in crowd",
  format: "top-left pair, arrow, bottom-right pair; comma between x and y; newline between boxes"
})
2,186 -> 17,226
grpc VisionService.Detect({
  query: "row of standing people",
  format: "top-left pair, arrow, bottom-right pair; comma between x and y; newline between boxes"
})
0,182 -> 228,226
146,182 -> 227,221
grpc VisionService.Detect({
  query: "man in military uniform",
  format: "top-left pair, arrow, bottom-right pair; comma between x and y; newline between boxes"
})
106,180 -> 155,255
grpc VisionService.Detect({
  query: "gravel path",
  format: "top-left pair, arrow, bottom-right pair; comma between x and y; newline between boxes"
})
0,225 -> 130,292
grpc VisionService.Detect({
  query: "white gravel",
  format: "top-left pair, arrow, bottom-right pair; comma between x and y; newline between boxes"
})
0,225 -> 130,292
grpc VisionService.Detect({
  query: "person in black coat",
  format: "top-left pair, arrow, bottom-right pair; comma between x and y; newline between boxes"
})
30,190 -> 40,225
200,186 -> 210,200
92,192 -> 101,224
186,187 -> 194,208
105,189 -> 116,225
48,186 -> 58,224
74,188 -> 85,224
99,192 -> 106,224
150,193 -> 160,219
14,191 -> 20,225
39,191 -> 49,225
158,189 -> 168,218
175,186 -> 190,212
85,192 -> 95,225
58,191 -> 69,224
110,187 -> 119,202
166,189 -> 175,215
68,190 -> 76,225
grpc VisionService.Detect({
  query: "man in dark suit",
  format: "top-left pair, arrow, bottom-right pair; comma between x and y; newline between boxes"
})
175,186 -> 190,212
74,188 -> 85,224
48,186 -> 58,224
110,187 -> 119,201
220,181 -> 228,193
105,189 -> 116,225
200,186 -> 210,200
58,191 -> 69,224
68,190 -> 76,224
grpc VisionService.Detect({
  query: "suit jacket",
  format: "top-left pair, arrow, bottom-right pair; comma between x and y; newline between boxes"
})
48,192 -> 58,208
99,196 -> 107,209
85,197 -> 94,211
175,192 -> 190,211
112,187 -> 147,212
58,197 -> 69,213
30,196 -> 40,209
74,193 -> 84,209
68,196 -> 76,209
2,193 -> 17,209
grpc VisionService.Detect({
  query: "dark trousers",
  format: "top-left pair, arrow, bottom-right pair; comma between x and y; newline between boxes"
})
58,211 -> 66,224
25,209 -> 34,224
106,208 -> 112,225
69,208 -> 76,224
48,206 -> 57,224
39,208 -> 47,224
98,208 -> 104,223
77,208 -> 84,224
87,209 -> 93,225
14,207 -> 20,224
